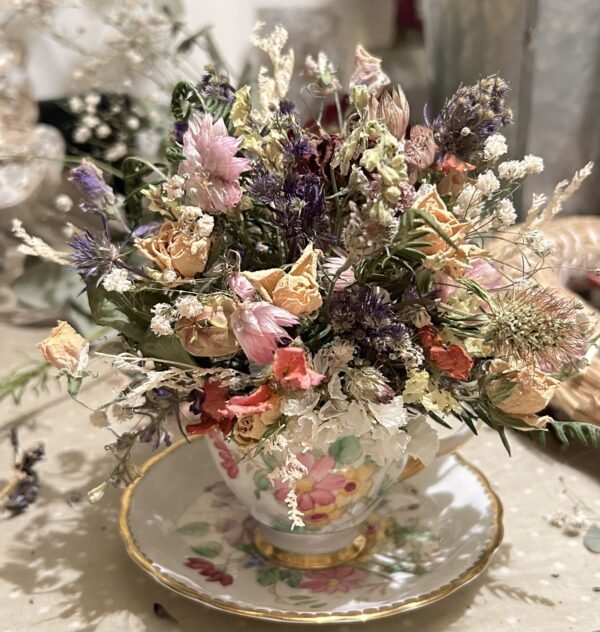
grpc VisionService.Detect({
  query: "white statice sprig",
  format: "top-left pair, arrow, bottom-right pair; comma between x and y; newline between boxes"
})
250,23 -> 295,122
267,453 -> 308,529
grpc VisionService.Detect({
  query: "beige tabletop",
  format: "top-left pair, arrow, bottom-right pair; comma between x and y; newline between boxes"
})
0,322 -> 599,632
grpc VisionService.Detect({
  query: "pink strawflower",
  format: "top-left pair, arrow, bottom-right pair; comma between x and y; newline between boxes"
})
230,273 -> 255,300
273,454 -> 346,512
323,255 -> 355,290
179,113 -> 250,213
300,567 -> 369,594
272,347 -> 325,389
230,301 -> 298,365
435,258 -> 502,303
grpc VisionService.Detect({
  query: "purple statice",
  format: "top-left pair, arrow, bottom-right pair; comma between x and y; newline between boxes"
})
69,159 -> 115,211
431,75 -> 513,162
330,286 -> 410,359
69,216 -> 122,282
174,120 -> 188,145
199,67 -> 236,102
279,99 -> 296,115
283,136 -> 312,161
246,135 -> 326,260
187,388 -> 205,416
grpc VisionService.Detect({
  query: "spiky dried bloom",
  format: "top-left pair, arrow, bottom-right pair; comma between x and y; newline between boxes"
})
349,45 -> 390,97
432,75 -> 513,162
485,286 -> 592,372
368,86 -> 410,140
178,113 -> 250,213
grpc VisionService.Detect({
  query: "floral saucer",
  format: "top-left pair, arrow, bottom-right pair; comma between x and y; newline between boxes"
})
119,438 -> 503,624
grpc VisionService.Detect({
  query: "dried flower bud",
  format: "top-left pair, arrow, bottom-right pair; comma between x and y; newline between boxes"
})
405,125 -> 437,181
38,321 -> 89,376
349,45 -> 390,97
369,86 -> 410,140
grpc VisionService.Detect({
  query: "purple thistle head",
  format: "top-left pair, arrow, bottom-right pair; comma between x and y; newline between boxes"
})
331,286 -> 410,358
69,159 -> 115,211
69,216 -> 121,282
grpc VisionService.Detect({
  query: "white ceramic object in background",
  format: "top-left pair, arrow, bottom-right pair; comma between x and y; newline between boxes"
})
206,432 -> 408,562
119,437 -> 503,624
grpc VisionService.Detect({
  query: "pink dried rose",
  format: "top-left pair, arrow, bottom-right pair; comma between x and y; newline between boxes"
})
222,383 -> 277,418
230,301 -> 298,365
178,113 -> 250,213
272,347 -> 325,390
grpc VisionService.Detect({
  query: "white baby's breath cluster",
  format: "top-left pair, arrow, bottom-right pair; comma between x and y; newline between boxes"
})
150,303 -> 176,336
475,170 -> 500,196
492,198 -> 518,228
102,268 -> 134,293
498,155 -> 544,181
483,134 -> 508,160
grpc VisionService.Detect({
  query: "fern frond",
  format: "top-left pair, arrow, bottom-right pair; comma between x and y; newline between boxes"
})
530,420 -> 600,448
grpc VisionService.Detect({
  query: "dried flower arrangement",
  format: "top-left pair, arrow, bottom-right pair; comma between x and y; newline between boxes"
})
9,26 -> 600,519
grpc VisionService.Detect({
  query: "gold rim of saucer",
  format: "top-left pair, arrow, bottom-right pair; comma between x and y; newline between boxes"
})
254,528 -> 369,570
119,438 -> 504,624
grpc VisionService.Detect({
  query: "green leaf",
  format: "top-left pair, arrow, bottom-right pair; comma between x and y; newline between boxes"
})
138,331 -> 196,366
178,521 -> 210,536
253,470 -> 270,499
261,452 -> 279,470
257,567 -> 280,586
191,542 -> 221,558
66,375 -> 83,398
284,570 -> 302,588
328,436 -> 362,465
549,421 -> 600,448
87,286 -> 149,342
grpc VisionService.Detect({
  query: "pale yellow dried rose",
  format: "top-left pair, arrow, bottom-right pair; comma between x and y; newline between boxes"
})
415,190 -> 470,256
38,321 -> 89,376
176,294 -> 239,357
242,243 -> 323,316
233,403 -> 281,446
486,359 -> 559,425
137,219 -> 212,279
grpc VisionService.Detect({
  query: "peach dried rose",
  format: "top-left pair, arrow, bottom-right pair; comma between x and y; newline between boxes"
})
242,243 -> 322,316
137,219 -> 212,279
176,294 -> 238,357
226,385 -> 281,446
233,406 -> 281,446
38,321 -> 89,376
486,360 -> 559,423
415,190 -> 469,256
